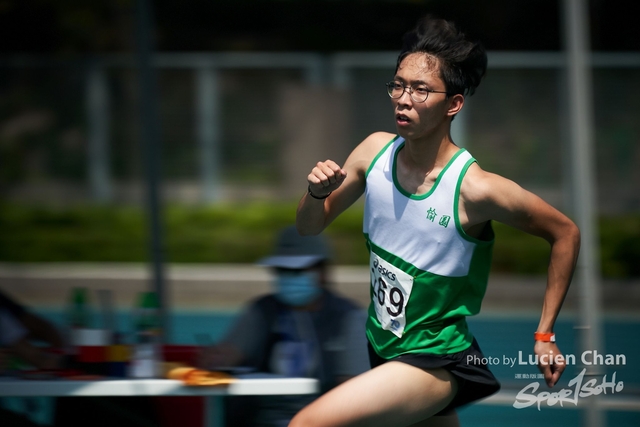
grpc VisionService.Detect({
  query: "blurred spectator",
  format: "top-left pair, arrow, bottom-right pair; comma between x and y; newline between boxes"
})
0,290 -> 64,372
0,291 -> 162,427
1,290 -> 65,427
199,226 -> 369,427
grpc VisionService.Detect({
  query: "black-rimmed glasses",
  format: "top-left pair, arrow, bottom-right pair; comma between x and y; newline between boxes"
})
385,81 -> 448,103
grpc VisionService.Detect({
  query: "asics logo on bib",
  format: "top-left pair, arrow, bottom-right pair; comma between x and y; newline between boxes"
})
372,258 -> 397,281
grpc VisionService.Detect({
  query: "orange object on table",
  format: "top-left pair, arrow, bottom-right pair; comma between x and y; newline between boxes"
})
166,365 -> 235,386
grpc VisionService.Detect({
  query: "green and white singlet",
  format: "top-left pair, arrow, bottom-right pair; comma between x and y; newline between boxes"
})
364,136 -> 494,358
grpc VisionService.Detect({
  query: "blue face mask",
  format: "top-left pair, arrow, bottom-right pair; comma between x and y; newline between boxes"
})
275,271 -> 322,307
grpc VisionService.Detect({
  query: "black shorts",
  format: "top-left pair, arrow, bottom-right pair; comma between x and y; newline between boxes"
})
368,338 -> 501,414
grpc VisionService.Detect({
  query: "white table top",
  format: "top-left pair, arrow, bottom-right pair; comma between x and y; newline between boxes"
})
0,374 -> 319,397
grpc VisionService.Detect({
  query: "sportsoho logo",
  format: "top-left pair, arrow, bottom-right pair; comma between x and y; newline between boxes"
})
513,367 -> 624,410
467,350 -> 627,410
512,350 -> 627,410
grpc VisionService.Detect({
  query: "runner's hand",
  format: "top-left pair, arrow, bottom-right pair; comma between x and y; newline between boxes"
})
307,160 -> 347,198
534,341 -> 565,388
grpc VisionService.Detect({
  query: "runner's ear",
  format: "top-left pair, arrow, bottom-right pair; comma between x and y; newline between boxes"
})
447,94 -> 464,118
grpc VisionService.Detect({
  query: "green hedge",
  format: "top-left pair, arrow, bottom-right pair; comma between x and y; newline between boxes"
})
0,203 -> 638,278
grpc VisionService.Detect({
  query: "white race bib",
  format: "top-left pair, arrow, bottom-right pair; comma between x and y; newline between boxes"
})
370,252 -> 414,338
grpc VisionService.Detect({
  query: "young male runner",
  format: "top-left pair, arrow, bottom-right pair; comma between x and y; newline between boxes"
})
292,16 -> 580,427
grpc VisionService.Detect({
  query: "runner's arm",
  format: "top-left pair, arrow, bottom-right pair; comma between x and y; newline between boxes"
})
296,132 -> 393,235
461,167 -> 580,387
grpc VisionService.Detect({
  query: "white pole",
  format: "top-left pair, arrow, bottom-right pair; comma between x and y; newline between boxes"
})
86,64 -> 111,202
562,1 -> 604,426
196,67 -> 221,202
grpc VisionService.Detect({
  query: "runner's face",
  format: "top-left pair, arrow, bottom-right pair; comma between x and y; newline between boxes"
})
392,53 -> 450,140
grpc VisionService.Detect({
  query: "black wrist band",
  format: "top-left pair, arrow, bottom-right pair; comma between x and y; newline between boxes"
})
308,185 -> 331,200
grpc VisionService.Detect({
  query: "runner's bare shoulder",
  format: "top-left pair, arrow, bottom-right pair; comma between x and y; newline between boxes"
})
346,131 -> 397,174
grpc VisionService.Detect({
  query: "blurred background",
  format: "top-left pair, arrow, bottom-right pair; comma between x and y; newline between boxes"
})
0,0 -> 639,426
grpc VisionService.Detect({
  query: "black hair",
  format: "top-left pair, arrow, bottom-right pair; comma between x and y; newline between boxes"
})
396,16 -> 487,97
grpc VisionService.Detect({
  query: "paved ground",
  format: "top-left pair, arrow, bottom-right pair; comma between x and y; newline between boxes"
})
1,263 -> 638,316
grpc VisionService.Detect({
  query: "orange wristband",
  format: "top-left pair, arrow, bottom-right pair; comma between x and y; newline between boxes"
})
534,332 -> 556,342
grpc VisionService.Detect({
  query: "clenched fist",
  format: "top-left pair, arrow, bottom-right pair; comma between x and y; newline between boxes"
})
534,341 -> 566,388
307,160 -> 347,198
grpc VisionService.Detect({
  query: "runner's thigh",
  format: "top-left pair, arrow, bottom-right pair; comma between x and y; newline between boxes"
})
288,361 -> 458,427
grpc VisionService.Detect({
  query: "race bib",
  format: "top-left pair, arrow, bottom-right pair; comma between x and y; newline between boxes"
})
370,252 -> 414,338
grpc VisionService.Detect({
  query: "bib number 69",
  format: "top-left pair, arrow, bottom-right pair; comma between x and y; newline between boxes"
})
376,277 -> 404,317
369,253 -> 413,338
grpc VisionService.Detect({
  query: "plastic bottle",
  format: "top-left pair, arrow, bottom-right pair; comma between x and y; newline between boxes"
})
66,287 -> 91,357
67,287 -> 92,329
129,291 -> 162,378
65,287 -> 103,373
